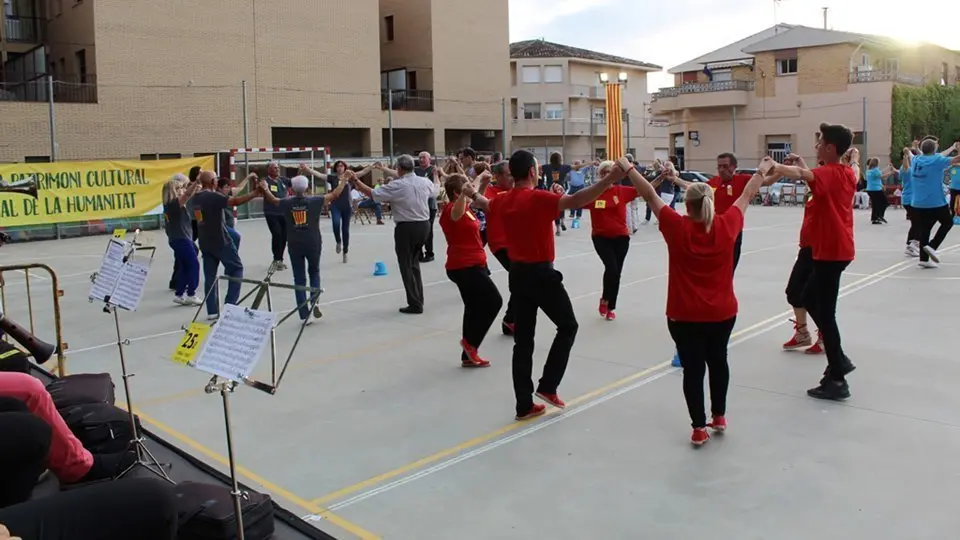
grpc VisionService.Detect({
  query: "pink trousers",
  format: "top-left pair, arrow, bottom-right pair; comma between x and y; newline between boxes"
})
0,372 -> 93,483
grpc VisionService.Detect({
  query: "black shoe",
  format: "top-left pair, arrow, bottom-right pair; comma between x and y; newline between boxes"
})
399,306 -> 423,315
501,320 -> 515,336
420,254 -> 435,263
807,380 -> 851,401
168,281 -> 177,291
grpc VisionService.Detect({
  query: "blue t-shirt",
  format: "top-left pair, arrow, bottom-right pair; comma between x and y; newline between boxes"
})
567,169 -> 586,188
865,168 -> 883,191
900,166 -> 913,206
910,154 -> 952,209
949,166 -> 960,191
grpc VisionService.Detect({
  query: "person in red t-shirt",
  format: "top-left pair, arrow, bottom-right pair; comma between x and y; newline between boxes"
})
782,154 -> 825,355
481,161 -> 516,335
616,155 -> 771,446
767,123 -> 859,402
492,150 -> 624,421
438,174 -> 502,368
586,160 -> 658,321
671,152 -> 779,271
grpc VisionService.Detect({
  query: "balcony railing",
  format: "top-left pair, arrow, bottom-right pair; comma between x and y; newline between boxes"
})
570,85 -> 604,98
0,75 -> 98,104
652,79 -> 754,100
848,69 -> 926,86
381,89 -> 434,112
3,16 -> 42,43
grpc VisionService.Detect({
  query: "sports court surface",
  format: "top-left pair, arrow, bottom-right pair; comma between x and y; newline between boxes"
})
3,205 -> 958,540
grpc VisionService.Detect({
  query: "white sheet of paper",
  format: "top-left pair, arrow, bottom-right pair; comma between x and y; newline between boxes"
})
194,304 -> 275,383
110,261 -> 150,311
89,239 -> 128,303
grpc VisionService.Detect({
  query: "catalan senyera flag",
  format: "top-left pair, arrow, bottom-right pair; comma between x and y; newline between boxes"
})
605,83 -> 624,160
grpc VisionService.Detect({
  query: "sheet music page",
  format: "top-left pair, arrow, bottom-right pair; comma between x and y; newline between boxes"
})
89,239 -> 128,302
194,304 -> 275,382
111,260 -> 150,311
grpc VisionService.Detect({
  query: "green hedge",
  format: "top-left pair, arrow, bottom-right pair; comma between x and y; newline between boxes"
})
891,84 -> 960,165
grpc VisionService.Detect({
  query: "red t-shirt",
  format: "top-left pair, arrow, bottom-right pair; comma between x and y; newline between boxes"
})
493,187 -> 562,264
659,206 -> 744,322
707,174 -> 753,215
484,184 -> 509,253
807,164 -> 856,261
588,185 -> 638,238
439,203 -> 487,270
798,193 -> 815,248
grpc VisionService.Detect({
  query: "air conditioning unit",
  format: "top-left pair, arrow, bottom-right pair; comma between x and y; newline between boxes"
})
483,131 -> 495,138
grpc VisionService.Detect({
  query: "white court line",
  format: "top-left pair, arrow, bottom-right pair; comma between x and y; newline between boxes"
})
846,271 -> 960,281
15,269 -> 49,281
322,252 -> 940,512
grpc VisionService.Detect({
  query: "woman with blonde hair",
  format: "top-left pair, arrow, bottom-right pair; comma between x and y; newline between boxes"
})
615,155 -> 771,446
162,174 -> 201,305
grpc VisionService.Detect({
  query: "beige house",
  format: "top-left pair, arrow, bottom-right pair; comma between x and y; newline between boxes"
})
509,39 -> 669,164
0,0 -> 510,163
652,24 -> 960,172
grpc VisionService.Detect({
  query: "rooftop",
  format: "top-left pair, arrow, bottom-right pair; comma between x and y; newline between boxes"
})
510,39 -> 661,71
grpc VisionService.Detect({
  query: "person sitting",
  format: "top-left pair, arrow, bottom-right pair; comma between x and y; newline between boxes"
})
0,373 -> 136,507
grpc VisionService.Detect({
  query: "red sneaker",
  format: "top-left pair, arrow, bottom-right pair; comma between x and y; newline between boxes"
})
605,310 -> 616,321
708,415 -> 727,432
460,339 -> 491,368
804,331 -> 824,355
691,427 -> 710,446
782,319 -> 812,350
598,299 -> 609,317
535,391 -> 566,409
516,403 -> 547,421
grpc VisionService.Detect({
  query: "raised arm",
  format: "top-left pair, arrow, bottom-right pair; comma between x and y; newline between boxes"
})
178,177 -> 201,206
940,142 -> 957,157
300,163 -> 329,182
733,158 -> 775,215
230,179 -> 264,207
352,176 -> 374,198
771,163 -> 816,184
621,158 -> 667,218
557,168 -> 621,211
260,179 -> 280,206
323,173 -> 348,203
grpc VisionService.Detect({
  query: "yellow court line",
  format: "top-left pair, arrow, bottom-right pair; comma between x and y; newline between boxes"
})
309,257 -> 916,506
116,402 -> 382,540
136,330 -> 448,408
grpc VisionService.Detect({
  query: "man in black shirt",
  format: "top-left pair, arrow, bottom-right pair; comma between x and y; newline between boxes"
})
263,174 -> 348,324
194,171 -> 263,320
262,161 -> 291,271
415,152 -> 437,262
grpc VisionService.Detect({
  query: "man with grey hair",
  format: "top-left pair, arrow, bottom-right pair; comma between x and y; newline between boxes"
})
356,155 -> 439,314
262,160 -> 291,271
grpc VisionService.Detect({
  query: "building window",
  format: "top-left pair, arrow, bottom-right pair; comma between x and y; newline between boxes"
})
776,58 -> 797,76
591,107 -> 605,124
621,108 -> 629,123
75,49 -> 87,83
521,66 -> 540,84
159,153 -> 182,160
384,15 -> 394,42
544,65 -> 563,83
24,155 -> 51,163
139,154 -> 158,160
595,148 -> 606,160
522,103 -> 541,120
544,103 -> 563,120
711,69 -> 732,82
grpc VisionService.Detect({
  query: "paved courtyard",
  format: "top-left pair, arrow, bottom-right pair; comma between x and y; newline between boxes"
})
2,204 -> 958,540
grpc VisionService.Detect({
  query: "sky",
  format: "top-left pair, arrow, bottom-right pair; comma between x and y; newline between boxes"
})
509,0 -> 960,93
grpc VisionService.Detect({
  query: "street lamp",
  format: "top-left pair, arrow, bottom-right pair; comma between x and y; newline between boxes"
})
599,72 -> 629,160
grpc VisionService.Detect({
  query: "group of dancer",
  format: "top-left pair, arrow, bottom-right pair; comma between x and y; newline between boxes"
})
159,129 -> 958,446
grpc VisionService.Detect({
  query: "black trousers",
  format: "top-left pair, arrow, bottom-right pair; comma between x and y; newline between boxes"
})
264,214 -> 287,262
868,190 -> 888,221
785,247 -> 814,309
191,219 -> 199,241
423,206 -> 437,258
395,221 -> 430,310
509,263 -> 579,415
914,205 -> 953,262
668,317 -> 736,428
591,235 -> 630,310
802,260 -> 851,381
733,231 -> 743,273
0,477 -> 178,540
447,266 -> 503,359
0,397 -> 49,508
493,249 -> 515,324
904,204 -> 919,244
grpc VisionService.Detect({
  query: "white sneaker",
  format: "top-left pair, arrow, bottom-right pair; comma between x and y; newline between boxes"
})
185,295 -> 203,305
923,245 -> 940,263
206,313 -> 220,321
905,246 -> 919,257
173,296 -> 187,305
918,260 -> 939,269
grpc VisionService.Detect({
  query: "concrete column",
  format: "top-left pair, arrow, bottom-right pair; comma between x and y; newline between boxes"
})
362,128 -> 384,159
432,128 -> 446,156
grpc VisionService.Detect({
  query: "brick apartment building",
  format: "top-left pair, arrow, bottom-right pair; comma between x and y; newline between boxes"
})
0,0 -> 510,163
652,24 -> 960,172
509,39 -> 669,164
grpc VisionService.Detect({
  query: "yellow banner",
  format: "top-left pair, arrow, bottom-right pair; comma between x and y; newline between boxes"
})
0,156 -> 214,227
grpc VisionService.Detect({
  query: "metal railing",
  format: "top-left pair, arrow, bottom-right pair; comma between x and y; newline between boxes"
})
652,79 -> 754,100
381,89 -> 434,111
0,75 -> 98,104
3,16 -> 42,42
848,69 -> 926,86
